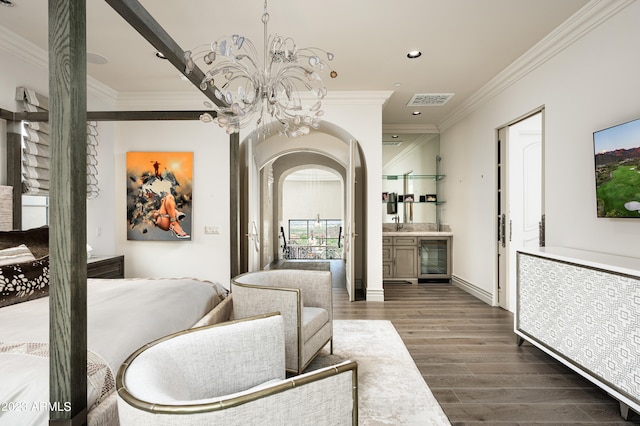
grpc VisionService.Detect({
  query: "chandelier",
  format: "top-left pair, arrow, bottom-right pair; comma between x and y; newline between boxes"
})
186,1 -> 337,137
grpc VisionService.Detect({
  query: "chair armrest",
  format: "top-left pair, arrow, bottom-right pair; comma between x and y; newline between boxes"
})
231,284 -> 300,325
191,294 -> 234,327
117,360 -> 358,425
292,271 -> 333,320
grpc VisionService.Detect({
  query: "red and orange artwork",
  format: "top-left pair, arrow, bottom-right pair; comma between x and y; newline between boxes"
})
126,152 -> 193,241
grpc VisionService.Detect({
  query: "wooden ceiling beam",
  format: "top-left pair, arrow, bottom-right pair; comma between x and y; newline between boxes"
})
1,109 -> 214,122
104,0 -> 226,109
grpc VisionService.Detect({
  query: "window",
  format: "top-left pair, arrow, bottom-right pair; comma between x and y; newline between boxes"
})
287,219 -> 342,259
22,195 -> 49,229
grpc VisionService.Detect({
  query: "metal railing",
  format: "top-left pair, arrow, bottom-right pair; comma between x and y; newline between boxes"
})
284,244 -> 342,260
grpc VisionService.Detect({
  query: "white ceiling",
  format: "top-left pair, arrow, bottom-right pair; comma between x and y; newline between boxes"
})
0,0 -> 588,131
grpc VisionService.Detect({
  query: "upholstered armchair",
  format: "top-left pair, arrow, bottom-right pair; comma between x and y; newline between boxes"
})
231,270 -> 333,374
116,313 -> 357,426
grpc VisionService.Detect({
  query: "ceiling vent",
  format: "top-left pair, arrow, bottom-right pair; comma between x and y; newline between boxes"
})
382,141 -> 403,146
407,93 -> 454,107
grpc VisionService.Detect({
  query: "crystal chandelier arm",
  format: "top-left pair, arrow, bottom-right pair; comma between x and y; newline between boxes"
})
233,55 -> 260,75
273,66 -> 324,94
186,0 -> 335,137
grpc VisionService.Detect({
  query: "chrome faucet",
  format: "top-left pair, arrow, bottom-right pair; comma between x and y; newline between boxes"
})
392,215 -> 403,231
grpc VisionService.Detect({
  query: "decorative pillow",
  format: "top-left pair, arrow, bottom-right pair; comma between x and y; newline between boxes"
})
0,244 -> 36,266
0,226 -> 49,259
0,256 -> 49,308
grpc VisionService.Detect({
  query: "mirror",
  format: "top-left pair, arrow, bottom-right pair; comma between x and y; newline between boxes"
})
382,133 -> 440,224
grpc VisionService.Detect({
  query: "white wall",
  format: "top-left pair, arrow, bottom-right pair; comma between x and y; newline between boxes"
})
441,2 -> 640,303
114,120 -> 231,287
316,94 -> 389,301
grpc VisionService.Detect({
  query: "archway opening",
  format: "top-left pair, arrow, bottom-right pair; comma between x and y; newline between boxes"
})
281,167 -> 344,260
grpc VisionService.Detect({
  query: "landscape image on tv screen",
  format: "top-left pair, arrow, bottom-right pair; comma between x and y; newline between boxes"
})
593,117 -> 640,218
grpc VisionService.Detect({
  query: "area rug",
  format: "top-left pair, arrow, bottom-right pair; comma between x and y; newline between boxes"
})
307,320 -> 451,425
277,261 -> 331,271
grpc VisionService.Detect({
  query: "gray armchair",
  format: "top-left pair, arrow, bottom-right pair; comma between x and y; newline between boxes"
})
116,313 -> 357,425
231,270 -> 333,374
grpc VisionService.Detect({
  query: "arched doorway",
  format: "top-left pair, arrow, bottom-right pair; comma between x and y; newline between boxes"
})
280,166 -> 344,261
239,122 -> 367,301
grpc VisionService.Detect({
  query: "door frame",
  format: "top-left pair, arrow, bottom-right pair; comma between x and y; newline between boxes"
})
344,139 -> 357,301
496,107 -> 545,311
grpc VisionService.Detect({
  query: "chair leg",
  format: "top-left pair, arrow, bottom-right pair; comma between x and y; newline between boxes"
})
330,338 -> 333,354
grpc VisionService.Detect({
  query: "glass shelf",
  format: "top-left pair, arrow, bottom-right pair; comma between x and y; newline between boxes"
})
383,174 -> 445,181
382,201 -> 446,205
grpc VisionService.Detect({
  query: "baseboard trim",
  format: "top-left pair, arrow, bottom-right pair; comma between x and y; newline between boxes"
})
451,275 -> 494,306
366,287 -> 385,302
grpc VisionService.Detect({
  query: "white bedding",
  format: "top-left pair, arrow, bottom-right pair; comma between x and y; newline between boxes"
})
0,277 -> 225,426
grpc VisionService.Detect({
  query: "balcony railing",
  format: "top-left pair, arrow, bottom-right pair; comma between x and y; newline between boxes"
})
284,244 -> 342,260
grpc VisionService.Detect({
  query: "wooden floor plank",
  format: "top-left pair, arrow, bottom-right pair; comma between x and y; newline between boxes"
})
333,283 -> 640,424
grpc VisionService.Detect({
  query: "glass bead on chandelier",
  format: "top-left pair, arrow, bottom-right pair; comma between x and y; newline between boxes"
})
185,0 -> 337,137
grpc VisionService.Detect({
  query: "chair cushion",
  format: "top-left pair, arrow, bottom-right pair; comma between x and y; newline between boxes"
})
301,307 -> 329,343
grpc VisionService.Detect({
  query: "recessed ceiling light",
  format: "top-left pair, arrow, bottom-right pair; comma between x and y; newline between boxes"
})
407,50 -> 422,59
0,0 -> 15,7
155,51 -> 167,60
394,82 -> 401,87
391,135 -> 399,139
412,111 -> 422,116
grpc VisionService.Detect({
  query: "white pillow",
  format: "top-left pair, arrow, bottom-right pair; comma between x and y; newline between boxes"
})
0,244 -> 36,266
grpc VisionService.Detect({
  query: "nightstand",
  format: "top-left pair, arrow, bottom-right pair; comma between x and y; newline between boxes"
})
87,255 -> 125,279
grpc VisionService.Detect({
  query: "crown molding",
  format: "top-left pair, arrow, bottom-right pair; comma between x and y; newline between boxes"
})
383,123 -> 439,134
323,91 -> 394,107
116,90 -> 395,110
0,26 -> 47,70
0,26 -> 118,105
438,0 -> 635,132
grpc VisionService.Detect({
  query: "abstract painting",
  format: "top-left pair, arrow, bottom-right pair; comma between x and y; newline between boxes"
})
126,152 -> 193,241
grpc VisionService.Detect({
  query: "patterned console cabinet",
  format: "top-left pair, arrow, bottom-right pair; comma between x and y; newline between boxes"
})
517,247 -> 640,420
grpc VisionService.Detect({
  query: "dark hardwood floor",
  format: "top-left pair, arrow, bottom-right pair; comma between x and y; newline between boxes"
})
332,282 -> 640,425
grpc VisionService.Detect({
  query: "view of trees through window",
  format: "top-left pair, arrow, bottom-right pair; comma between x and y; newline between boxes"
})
287,219 -> 342,259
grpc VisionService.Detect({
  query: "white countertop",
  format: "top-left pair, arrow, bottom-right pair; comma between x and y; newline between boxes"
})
383,231 -> 453,237
517,246 -> 640,278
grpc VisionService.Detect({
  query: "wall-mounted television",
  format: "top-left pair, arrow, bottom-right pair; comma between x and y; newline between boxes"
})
593,117 -> 640,218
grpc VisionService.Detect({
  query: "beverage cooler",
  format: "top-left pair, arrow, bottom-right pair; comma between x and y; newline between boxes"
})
418,237 -> 451,280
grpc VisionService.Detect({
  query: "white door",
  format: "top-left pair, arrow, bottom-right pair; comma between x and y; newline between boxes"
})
344,139 -> 357,301
497,127 -> 508,308
246,139 -> 261,271
497,110 -> 544,311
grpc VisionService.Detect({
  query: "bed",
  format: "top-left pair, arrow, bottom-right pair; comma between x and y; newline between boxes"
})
0,225 -> 231,426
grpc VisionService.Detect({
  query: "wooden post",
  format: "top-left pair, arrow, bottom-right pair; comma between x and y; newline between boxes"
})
230,132 -> 240,278
48,0 -> 88,424
6,132 -> 22,230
